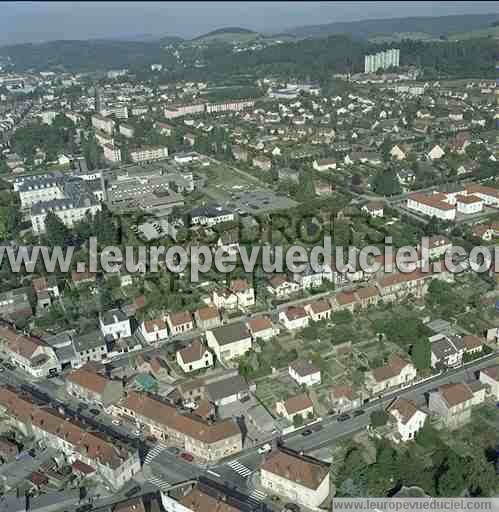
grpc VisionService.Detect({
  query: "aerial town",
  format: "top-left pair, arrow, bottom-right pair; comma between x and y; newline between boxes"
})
0,4 -> 498,512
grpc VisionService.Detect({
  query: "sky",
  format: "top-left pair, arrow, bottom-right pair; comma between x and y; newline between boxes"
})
1,1 -> 498,45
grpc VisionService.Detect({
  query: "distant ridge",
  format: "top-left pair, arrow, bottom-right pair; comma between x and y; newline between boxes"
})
288,13 -> 499,40
192,27 -> 256,41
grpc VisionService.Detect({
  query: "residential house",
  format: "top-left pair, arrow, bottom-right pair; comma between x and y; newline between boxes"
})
114,391 -> 242,462
313,158 -> 337,172
260,449 -> 330,511
167,311 -> 194,336
462,335 -> 483,358
427,144 -> 445,160
194,306 -> 221,330
329,385 -> 361,414
355,286 -> 380,309
211,288 -> 238,311
332,291 -> 358,313
176,339 -> 214,373
205,322 -> 252,361
276,393 -> 314,422
0,326 -> 61,378
362,201 -> 384,218
247,316 -> 279,341
387,398 -> 427,443
279,306 -> 310,331
365,354 -> 417,396
289,360 -> 321,387
74,330 -> 108,364
0,387 -> 140,490
205,374 -> 255,407
479,366 -> 499,399
267,275 -> 301,299
229,278 -> 255,308
65,364 -> 123,408
305,300 -> 332,322
428,383 -> 473,429
430,334 -> 464,368
139,318 -> 169,344
99,309 -> 131,340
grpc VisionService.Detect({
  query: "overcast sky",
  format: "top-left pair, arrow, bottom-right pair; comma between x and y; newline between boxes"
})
1,1 -> 498,45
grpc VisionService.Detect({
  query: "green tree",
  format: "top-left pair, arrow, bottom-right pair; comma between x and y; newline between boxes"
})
293,413 -> 304,428
411,337 -> 431,371
297,170 -> 316,202
464,452 -> 497,497
370,410 -> 389,428
44,211 -> 70,247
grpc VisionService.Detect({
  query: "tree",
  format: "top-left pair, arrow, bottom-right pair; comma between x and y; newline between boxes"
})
44,211 -> 70,247
372,170 -> 401,196
293,414 -> 304,428
83,132 -> 101,170
370,410 -> 389,428
437,451 -> 466,497
411,338 -> 431,370
464,452 -> 497,496
297,170 -> 316,202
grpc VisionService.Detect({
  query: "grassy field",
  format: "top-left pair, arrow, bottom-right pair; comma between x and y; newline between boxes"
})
450,26 -> 499,41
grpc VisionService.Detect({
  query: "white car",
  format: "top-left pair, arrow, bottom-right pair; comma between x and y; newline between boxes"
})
111,419 -> 122,426
258,443 -> 272,455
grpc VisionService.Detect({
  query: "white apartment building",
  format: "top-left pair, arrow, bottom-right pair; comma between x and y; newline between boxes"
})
205,99 -> 255,114
16,174 -> 65,209
91,114 -> 115,135
139,318 -> 169,344
164,102 -> 206,119
364,48 -> 400,73
119,123 -> 135,138
103,143 -> 122,163
130,145 -> 168,162
407,193 -> 456,221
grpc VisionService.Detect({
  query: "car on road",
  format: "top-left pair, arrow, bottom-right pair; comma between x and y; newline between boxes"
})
284,504 -> 301,512
112,419 -> 122,426
89,409 -> 100,416
353,410 -> 365,417
301,429 -> 313,436
312,424 -> 323,432
133,429 -> 141,436
258,443 -> 272,454
0,367 -> 4,373
337,413 -> 351,422
180,452 -> 194,462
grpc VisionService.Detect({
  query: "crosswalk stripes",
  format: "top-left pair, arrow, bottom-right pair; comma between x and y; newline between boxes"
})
144,443 -> 168,464
227,460 -> 252,478
148,475 -> 171,492
248,489 -> 267,502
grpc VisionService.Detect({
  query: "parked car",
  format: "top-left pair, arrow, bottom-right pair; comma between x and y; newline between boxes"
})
312,424 -> 323,432
89,409 -> 100,416
111,419 -> 122,426
301,429 -> 312,436
337,413 -> 351,422
257,443 -> 272,455
180,452 -> 194,462
284,504 -> 300,512
353,409 -> 365,417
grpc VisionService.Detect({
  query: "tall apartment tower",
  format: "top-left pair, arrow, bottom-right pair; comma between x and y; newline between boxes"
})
94,86 -> 103,114
364,48 -> 400,73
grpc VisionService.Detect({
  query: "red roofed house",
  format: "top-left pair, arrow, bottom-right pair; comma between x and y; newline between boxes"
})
194,305 -> 221,330
229,278 -> 255,308
387,397 -> 427,442
305,300 -> 332,322
66,364 -> 123,408
428,383 -> 474,429
247,316 -> 279,341
0,326 -> 60,378
167,311 -> 194,336
139,318 -> 169,344
260,449 -> 330,510
365,354 -> 416,396
329,385 -> 361,414
176,339 -> 214,373
279,306 -> 310,331
276,393 -> 314,422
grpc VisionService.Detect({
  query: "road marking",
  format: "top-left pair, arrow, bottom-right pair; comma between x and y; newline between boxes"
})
144,442 -> 168,464
249,489 -> 267,501
148,475 -> 171,491
227,460 -> 252,477
206,469 -> 221,477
